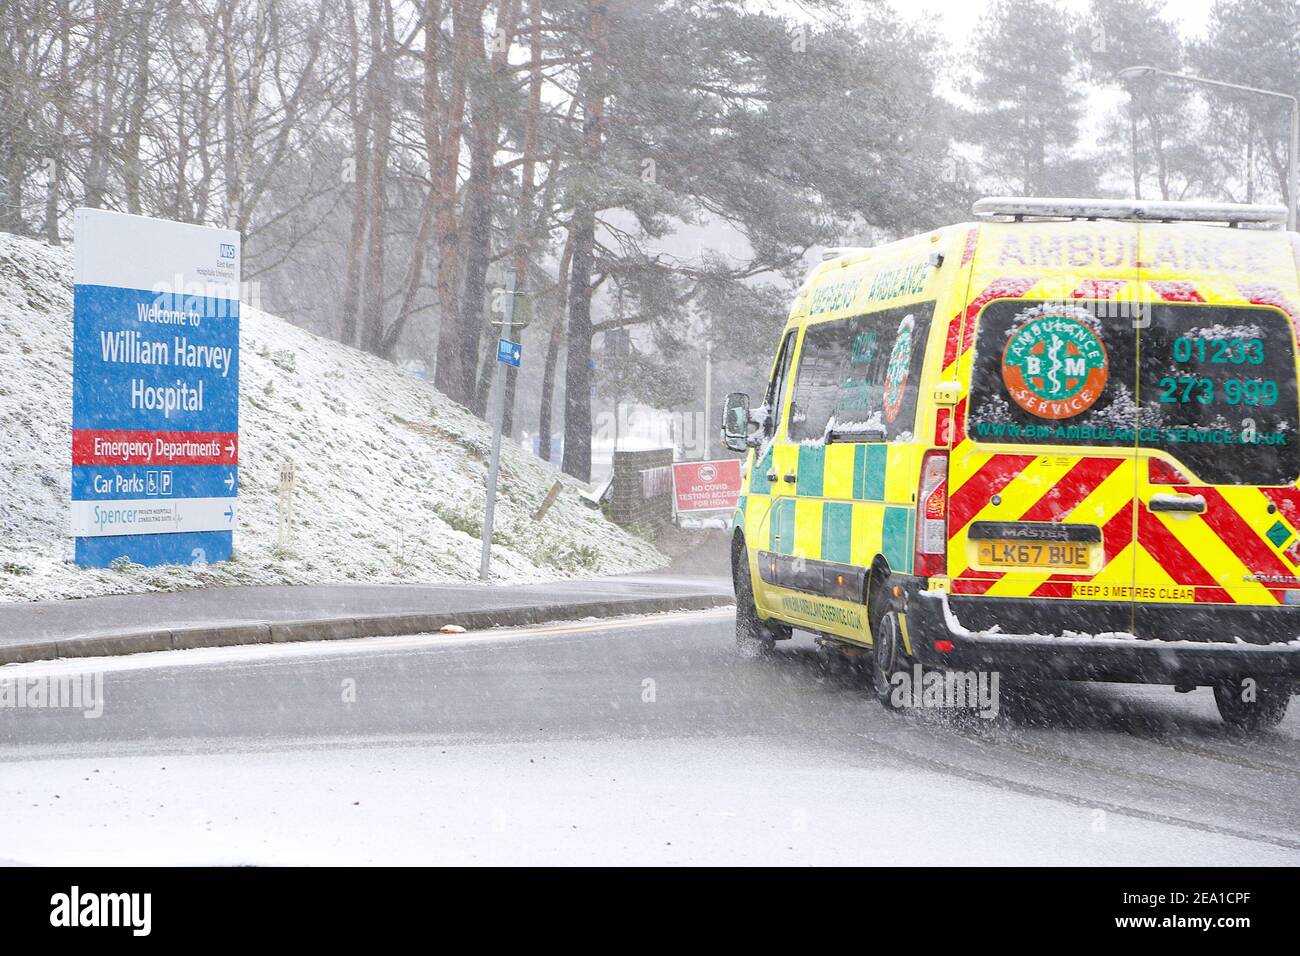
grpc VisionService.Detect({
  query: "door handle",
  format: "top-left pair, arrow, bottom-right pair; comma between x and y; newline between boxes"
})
1149,493 -> 1206,514
782,473 -> 798,484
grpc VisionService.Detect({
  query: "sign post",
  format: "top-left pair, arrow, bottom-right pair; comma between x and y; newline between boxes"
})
277,459 -> 296,550
71,208 -> 241,567
480,272 -> 525,579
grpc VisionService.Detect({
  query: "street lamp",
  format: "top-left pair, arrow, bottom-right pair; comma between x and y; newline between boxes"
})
1118,65 -> 1299,231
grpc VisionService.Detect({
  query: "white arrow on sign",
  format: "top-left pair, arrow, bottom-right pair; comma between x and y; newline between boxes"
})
225,440 -> 236,457
224,473 -> 235,492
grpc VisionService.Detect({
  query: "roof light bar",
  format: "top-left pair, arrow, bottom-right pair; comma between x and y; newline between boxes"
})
820,246 -> 870,261
972,196 -> 1288,225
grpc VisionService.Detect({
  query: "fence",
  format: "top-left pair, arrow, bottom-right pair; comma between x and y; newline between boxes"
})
607,448 -> 674,530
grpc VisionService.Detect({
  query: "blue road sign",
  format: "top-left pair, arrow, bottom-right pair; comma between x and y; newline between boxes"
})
497,338 -> 522,368
72,208 -> 241,568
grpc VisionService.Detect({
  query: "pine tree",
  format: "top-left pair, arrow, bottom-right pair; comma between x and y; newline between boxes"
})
1192,0 -> 1300,212
968,0 -> 1095,196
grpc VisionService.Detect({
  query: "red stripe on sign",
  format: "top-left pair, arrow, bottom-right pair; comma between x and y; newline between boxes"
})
1239,283 -> 1300,325
948,454 -> 1036,535
72,430 -> 238,466
1261,487 -> 1300,528
1017,457 -> 1123,523
1030,581 -> 1073,598
951,575 -> 1000,594
1100,499 -> 1135,565
959,277 -> 1040,354
1194,487 -> 1294,580
1071,279 -> 1127,300
960,228 -> 978,266
1194,586 -> 1238,604
941,313 -> 962,369
1136,502 -> 1224,595
934,407 -> 952,446
1149,280 -> 1204,303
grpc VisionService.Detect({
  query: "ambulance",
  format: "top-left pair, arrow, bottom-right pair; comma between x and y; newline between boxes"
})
722,197 -> 1300,731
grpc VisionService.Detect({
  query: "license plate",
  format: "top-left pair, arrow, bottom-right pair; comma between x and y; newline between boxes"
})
976,540 -> 1092,570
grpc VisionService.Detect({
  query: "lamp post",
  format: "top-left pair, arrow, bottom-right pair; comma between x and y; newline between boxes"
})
1117,65 -> 1299,231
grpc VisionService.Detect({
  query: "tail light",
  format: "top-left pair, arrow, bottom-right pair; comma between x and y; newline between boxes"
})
1148,458 -> 1190,485
915,450 -> 948,576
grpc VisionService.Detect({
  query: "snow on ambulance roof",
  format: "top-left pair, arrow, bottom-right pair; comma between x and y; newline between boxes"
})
974,196 -> 1289,226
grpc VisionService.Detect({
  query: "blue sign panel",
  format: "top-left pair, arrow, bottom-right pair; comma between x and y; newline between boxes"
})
72,208 -> 241,568
497,338 -> 522,368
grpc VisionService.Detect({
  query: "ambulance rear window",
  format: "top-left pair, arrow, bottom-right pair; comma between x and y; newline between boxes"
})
967,299 -> 1138,450
966,299 -> 1300,486
1137,304 -> 1300,486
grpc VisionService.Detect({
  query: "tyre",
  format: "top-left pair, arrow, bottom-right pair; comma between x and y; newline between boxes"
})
870,608 -> 910,709
1213,677 -> 1291,733
733,550 -> 775,659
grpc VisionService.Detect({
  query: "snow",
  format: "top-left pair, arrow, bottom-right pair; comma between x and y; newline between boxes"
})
5,733 -> 1289,868
2,736 -> 1291,866
0,233 -> 666,602
1187,323 -> 1266,340
921,590 -> 1300,647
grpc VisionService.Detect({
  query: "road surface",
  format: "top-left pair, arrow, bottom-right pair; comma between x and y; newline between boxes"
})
0,609 -> 1296,865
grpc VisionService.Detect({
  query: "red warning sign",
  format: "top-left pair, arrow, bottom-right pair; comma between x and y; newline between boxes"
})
672,459 -> 743,513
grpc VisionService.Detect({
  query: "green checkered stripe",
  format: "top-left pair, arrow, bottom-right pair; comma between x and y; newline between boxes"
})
768,443 -> 913,574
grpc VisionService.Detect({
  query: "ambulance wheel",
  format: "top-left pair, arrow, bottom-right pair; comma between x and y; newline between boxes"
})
1212,678 -> 1290,733
871,609 -> 909,709
734,553 -> 776,659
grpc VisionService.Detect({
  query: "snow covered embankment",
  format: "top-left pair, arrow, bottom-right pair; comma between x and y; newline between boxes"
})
0,232 -> 666,602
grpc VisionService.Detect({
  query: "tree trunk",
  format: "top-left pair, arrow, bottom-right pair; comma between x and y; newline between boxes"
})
431,0 -> 482,402
459,131 -> 495,412
44,0 -> 70,243
502,0 -> 543,437
539,235 -> 574,465
562,208 -> 596,481
340,0 -> 371,347
122,0 -> 154,215
360,0 -> 393,356
459,0 -> 519,414
560,0 -> 609,482
220,0 -> 238,227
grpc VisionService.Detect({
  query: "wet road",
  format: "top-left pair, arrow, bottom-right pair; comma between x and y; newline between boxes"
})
0,609 -> 1296,865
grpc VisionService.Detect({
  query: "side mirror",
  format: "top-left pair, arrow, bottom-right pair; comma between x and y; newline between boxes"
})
721,391 -> 756,452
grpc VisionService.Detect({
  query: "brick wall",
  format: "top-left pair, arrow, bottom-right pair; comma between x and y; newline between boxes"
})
608,448 -> 674,529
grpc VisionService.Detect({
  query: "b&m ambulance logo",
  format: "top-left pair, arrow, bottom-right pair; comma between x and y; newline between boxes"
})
882,313 -> 915,423
1001,309 -> 1109,420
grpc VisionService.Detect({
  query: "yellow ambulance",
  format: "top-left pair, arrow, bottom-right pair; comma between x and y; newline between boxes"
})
722,197 -> 1300,731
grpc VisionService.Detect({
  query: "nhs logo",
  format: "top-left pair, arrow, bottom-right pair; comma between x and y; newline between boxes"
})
219,242 -> 236,260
